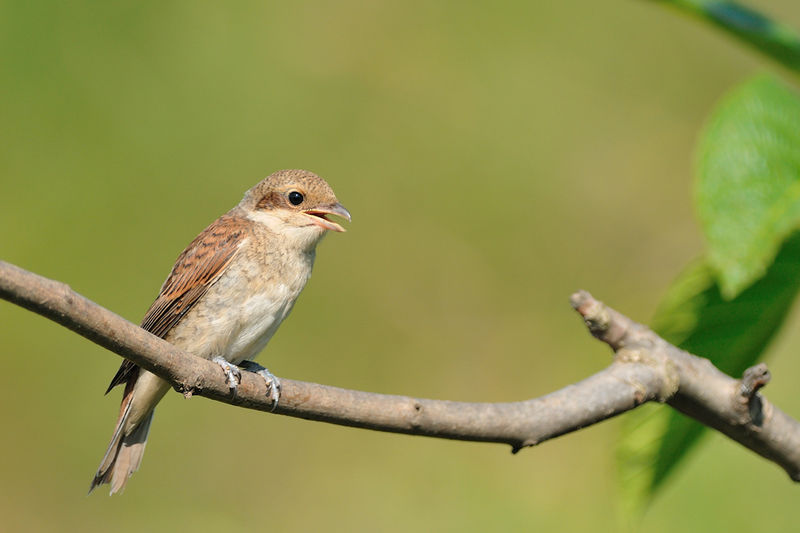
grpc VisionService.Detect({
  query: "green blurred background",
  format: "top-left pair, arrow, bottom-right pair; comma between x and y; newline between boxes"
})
2,1 -> 799,531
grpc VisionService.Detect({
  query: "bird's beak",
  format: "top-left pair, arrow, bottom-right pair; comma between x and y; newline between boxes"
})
303,202 -> 351,232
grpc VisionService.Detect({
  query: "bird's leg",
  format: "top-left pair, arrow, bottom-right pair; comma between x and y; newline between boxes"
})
212,356 -> 242,395
239,360 -> 282,411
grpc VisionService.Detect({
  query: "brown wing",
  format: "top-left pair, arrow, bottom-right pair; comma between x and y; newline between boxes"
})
105,214 -> 250,393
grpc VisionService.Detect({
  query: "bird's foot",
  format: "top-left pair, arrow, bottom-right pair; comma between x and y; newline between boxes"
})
212,356 -> 242,395
239,360 -> 282,411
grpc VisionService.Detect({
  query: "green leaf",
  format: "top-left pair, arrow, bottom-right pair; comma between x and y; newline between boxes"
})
654,0 -> 800,73
618,231 -> 800,514
696,75 -> 800,298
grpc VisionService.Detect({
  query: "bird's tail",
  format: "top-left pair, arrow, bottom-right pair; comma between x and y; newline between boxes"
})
89,379 -> 155,495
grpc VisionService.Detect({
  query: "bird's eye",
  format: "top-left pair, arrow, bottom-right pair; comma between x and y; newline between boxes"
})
288,191 -> 304,206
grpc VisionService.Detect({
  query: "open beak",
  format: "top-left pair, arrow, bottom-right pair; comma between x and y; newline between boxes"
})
303,202 -> 351,232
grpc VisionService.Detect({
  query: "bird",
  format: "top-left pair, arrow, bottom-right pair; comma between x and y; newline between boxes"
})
89,169 -> 350,495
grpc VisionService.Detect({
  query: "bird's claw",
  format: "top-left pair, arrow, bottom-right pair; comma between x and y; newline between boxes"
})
240,360 -> 282,411
212,356 -> 242,395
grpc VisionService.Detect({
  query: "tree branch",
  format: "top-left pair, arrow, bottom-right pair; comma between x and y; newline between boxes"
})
2,260 -> 799,479
571,290 -> 800,481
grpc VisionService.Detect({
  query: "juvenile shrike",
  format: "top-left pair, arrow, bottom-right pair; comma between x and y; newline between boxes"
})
90,169 -> 350,495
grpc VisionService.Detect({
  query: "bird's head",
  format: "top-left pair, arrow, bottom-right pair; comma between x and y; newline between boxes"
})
240,169 -> 351,248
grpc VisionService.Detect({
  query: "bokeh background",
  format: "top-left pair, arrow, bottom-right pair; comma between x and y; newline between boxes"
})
2,1 -> 799,531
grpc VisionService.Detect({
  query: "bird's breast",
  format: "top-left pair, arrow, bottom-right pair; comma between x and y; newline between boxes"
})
225,282 -> 300,363
166,241 -> 315,364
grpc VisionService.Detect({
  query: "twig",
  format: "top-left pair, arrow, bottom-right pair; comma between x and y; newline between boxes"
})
571,290 -> 800,480
2,260 -> 799,479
